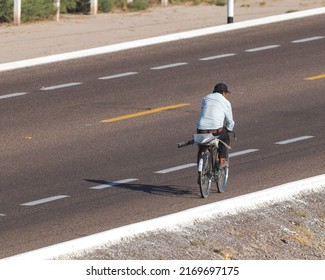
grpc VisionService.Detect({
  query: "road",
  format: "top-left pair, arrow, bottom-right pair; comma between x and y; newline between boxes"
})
0,14 -> 324,258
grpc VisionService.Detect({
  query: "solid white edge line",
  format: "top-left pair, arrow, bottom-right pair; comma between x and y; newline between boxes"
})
20,195 -> 69,206
5,174 -> 325,260
90,178 -> 139,190
275,136 -> 315,145
0,92 -> 28,100
1,8 -> 324,72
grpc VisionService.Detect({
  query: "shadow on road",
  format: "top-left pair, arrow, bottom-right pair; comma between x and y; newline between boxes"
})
83,179 -> 196,197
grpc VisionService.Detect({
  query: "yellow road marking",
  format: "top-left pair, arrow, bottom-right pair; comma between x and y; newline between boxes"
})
304,73 -> 325,80
101,103 -> 190,123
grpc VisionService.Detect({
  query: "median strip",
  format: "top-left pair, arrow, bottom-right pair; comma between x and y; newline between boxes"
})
100,103 -> 190,123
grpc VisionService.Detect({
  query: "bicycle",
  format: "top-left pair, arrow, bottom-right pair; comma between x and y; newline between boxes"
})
177,132 -> 234,198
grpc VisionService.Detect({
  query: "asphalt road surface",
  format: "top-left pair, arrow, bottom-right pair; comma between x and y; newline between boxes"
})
1,14 -> 324,258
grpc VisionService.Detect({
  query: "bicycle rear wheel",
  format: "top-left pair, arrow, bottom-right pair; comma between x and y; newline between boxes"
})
215,158 -> 229,193
198,149 -> 212,198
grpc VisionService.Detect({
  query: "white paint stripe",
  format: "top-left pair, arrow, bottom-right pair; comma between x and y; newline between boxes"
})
199,53 -> 236,61
40,82 -> 82,91
245,45 -> 280,52
155,163 -> 197,174
90,178 -> 139,190
20,195 -> 69,206
0,92 -> 28,100
292,36 -> 324,43
6,174 -> 325,260
229,149 -> 259,157
98,72 -> 138,80
150,62 -> 188,70
275,136 -> 315,145
155,149 -> 258,174
1,8 -> 324,73
0,214 -> 6,217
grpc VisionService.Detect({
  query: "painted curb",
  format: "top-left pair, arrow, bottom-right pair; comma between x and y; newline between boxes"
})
0,7 -> 324,73
4,174 -> 325,260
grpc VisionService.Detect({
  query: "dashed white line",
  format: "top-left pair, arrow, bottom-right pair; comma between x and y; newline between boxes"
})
155,149 -> 259,174
150,62 -> 188,70
292,36 -> 324,43
98,72 -> 138,80
245,45 -> 280,52
229,149 -> 260,157
0,92 -> 28,100
0,213 -> 6,217
20,195 -> 69,206
90,178 -> 139,190
155,163 -> 197,174
275,136 -> 315,145
199,53 -> 236,61
40,82 -> 82,91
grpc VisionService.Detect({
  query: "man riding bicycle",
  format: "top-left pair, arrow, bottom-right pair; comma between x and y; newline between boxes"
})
196,82 -> 235,170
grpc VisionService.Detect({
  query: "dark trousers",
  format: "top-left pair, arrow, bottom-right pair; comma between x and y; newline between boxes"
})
197,127 -> 230,159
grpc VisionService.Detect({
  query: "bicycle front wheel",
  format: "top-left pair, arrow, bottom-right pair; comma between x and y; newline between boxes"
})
198,149 -> 212,198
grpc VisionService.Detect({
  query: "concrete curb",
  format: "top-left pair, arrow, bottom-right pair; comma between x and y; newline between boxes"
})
1,7 -> 324,73
4,174 -> 325,260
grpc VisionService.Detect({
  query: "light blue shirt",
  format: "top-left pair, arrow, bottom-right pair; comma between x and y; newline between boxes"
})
197,92 -> 235,131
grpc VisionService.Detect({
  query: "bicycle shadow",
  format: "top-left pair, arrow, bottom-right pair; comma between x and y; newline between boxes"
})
83,179 -> 196,198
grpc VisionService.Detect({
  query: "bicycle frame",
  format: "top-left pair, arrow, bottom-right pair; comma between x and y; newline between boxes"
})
178,133 -> 233,198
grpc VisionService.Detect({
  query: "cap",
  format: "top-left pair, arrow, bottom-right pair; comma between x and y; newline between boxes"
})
213,83 -> 231,94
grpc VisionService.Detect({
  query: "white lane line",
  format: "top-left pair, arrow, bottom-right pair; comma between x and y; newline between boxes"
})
229,149 -> 259,157
98,72 -> 138,80
245,45 -> 280,52
292,36 -> 324,43
1,8 -> 325,73
0,92 -> 28,100
275,136 -> 315,145
150,62 -> 188,70
155,163 -> 197,174
199,53 -> 236,61
20,195 -> 69,206
6,174 -> 325,260
90,178 -> 139,190
155,149 -> 259,174
0,213 -> 6,217
40,82 -> 82,91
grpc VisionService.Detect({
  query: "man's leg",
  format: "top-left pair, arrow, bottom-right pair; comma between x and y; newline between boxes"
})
218,129 -> 230,168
